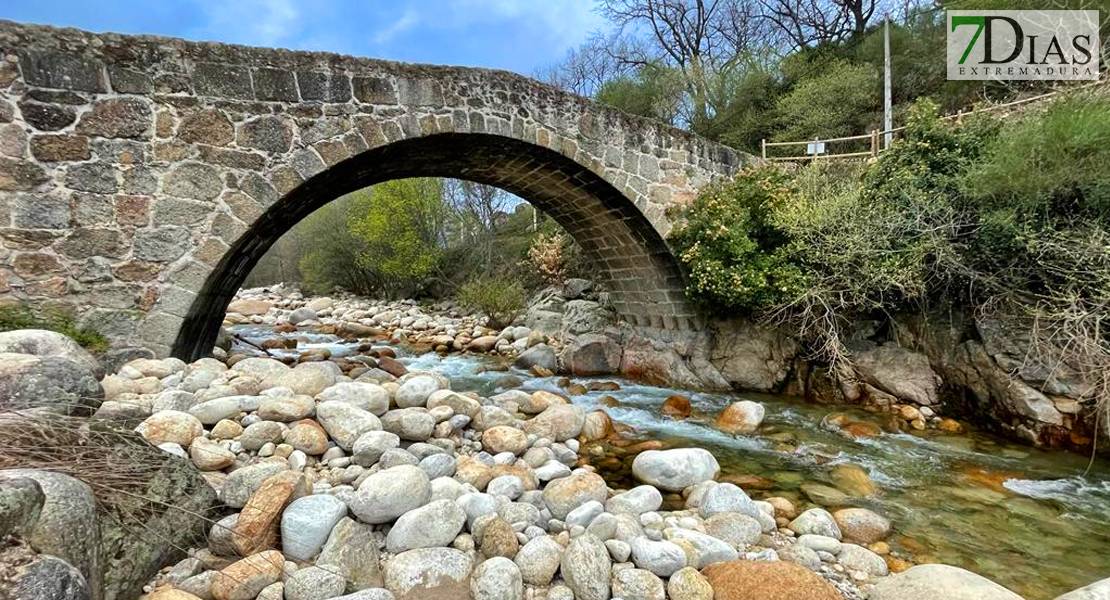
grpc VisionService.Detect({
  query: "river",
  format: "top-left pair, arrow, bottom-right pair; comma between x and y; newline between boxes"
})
232,325 -> 1110,599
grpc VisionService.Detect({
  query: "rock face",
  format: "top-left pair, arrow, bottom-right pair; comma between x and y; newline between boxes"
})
631,449 -> 720,491
709,319 -> 798,392
868,564 -> 1024,600
561,334 -> 621,376
852,344 -> 941,406
702,560 -> 844,600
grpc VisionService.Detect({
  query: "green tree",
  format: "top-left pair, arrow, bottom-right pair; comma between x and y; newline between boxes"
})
596,63 -> 685,123
773,58 -> 880,141
348,178 -> 447,298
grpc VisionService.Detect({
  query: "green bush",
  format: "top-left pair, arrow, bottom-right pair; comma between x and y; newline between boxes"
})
0,303 -> 110,353
773,59 -> 880,142
456,276 -> 526,330
667,168 -> 807,313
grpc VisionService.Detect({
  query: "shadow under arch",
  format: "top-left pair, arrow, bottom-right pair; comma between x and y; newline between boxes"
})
172,133 -> 694,361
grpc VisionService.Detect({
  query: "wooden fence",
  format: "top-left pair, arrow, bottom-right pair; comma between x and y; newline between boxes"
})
761,78 -> 1108,162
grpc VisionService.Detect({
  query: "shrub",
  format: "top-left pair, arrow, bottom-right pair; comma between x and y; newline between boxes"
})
527,232 -> 571,285
0,303 -> 110,353
456,276 -> 526,330
667,168 -> 808,313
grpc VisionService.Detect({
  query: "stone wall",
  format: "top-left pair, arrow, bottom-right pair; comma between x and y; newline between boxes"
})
0,20 -> 748,359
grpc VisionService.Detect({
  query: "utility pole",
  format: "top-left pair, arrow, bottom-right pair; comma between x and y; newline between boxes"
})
883,16 -> 893,149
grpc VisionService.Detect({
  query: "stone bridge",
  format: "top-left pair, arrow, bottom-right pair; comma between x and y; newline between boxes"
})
0,21 -> 748,360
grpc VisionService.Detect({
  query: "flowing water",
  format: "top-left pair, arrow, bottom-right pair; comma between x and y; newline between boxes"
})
232,326 -> 1110,599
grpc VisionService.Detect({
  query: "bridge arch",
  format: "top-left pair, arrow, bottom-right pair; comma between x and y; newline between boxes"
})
0,21 -> 748,357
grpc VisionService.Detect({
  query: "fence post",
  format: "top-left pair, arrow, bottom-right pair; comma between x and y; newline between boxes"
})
870,129 -> 879,157
761,138 -> 766,160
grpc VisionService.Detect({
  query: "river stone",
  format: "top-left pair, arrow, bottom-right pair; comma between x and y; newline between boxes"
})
352,430 -> 401,466
0,553 -> 92,600
705,512 -> 763,546
668,566 -> 714,600
482,426 -> 529,455
797,534 -> 842,554
514,535 -> 563,585
632,449 -> 720,492
715,400 -> 765,434
699,482 -> 761,520
189,436 -> 235,471
211,550 -> 283,600
0,353 -> 103,415
351,465 -> 431,524
427,390 -> 481,419
318,518 -> 383,590
470,557 -> 523,600
381,408 -> 435,441
838,543 -> 888,577
136,410 -> 203,446
281,494 -> 348,561
1055,576 -> 1110,600
801,483 -> 850,506
0,471 -> 99,593
383,547 -> 473,600
629,537 -> 686,577
560,534 -> 611,600
285,566 -> 346,600
395,375 -> 442,408
606,485 -> 663,516
779,543 -> 822,571
386,499 -> 466,553
317,401 -> 382,450
419,453 -> 457,479
542,470 -> 608,519
277,362 -> 340,396
0,329 -> 102,376
256,395 -> 314,422
317,382 -> 390,415
702,560 -> 843,600
833,508 -> 891,544
188,395 -> 255,425
239,420 -> 286,450
613,568 -> 665,600
789,508 -> 842,540
664,527 -> 738,568
514,343 -> 556,372
231,357 -> 290,387
220,461 -> 288,508
288,307 -> 316,324
479,516 -> 519,559
524,404 -> 585,441
868,564 -> 1024,600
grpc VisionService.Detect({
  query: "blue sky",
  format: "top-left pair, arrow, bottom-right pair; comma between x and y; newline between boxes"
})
1,0 -> 606,76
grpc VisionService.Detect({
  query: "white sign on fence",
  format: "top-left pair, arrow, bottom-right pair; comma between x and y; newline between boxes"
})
806,141 -> 826,155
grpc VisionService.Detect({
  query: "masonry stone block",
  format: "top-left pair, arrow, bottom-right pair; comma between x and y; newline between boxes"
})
18,51 -> 106,92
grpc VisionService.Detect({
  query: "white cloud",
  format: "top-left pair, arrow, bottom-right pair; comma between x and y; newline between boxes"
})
191,0 -> 300,47
449,0 -> 605,46
372,9 -> 419,45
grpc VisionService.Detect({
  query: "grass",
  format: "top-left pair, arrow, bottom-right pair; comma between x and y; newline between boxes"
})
0,303 -> 110,353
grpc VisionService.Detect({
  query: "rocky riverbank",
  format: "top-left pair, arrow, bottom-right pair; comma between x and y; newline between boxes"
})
1,287 -> 1107,600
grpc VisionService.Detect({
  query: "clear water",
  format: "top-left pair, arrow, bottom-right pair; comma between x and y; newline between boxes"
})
230,327 -> 1110,599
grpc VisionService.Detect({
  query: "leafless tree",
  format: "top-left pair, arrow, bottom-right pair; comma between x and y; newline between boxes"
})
759,0 -> 896,50
598,0 -> 766,130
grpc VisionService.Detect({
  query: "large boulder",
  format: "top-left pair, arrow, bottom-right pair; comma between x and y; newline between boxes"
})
715,401 -> 765,434
0,329 -> 103,377
631,449 -> 720,492
350,465 -> 431,524
514,344 -> 557,373
560,534 -> 611,600
561,334 -> 621,376
0,353 -> 103,415
561,300 -> 613,336
867,564 -> 1024,600
0,415 -> 216,600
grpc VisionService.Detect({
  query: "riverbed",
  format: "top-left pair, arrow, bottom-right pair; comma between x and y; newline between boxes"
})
231,325 -> 1110,599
